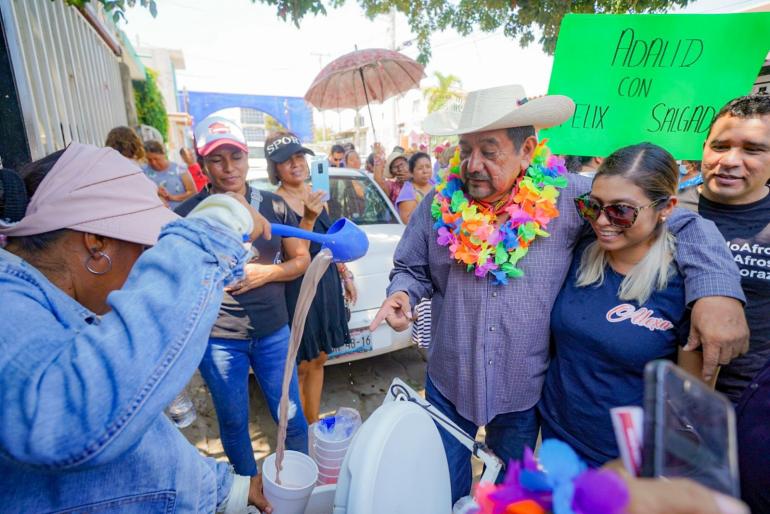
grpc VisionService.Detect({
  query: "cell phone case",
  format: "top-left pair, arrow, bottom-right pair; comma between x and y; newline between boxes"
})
641,360 -> 740,497
311,158 -> 330,201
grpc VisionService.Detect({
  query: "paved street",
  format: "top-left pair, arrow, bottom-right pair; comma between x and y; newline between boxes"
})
182,346 -> 429,465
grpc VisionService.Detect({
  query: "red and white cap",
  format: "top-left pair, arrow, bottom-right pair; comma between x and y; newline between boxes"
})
194,116 -> 249,156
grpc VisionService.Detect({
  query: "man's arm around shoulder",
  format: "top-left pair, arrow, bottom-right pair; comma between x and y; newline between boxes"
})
668,207 -> 749,381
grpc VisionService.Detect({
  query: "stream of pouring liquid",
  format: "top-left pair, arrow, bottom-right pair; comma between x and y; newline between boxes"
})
274,249 -> 333,485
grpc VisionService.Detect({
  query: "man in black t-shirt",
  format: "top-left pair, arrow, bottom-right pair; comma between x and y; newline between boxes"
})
679,95 -> 770,513
680,95 -> 770,402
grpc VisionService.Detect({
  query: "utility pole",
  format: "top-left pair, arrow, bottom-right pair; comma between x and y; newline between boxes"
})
310,52 -> 330,143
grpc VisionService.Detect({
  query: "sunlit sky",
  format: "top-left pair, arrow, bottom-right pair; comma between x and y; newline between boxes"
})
122,0 -> 768,100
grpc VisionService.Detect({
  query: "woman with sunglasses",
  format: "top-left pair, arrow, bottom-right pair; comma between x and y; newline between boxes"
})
538,142 -> 706,468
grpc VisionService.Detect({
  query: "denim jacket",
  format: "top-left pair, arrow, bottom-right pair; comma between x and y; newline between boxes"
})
0,218 -> 248,513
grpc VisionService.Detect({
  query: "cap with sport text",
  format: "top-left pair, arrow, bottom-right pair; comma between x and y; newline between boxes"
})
194,116 -> 249,157
265,134 -> 315,164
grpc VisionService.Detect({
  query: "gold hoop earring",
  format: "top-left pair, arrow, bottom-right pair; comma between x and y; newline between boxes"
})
85,251 -> 112,275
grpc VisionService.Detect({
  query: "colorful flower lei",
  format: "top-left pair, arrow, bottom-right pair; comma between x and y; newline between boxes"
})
473,439 -> 629,514
431,141 -> 569,285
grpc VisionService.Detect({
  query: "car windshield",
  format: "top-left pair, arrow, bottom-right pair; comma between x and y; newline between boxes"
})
247,175 -> 398,225
328,176 -> 397,225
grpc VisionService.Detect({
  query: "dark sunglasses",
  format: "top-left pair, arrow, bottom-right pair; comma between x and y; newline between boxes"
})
574,193 -> 666,228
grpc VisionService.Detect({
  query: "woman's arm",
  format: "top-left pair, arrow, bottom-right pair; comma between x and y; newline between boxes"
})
227,237 -> 311,295
372,154 -> 391,195
0,218 -> 249,470
667,209 -> 748,381
398,199 -> 418,224
169,171 -> 197,203
298,191 -> 325,233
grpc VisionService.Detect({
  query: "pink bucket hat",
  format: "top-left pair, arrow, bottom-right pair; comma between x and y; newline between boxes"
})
0,143 -> 178,246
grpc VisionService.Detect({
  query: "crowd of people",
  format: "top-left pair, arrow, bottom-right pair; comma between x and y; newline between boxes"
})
0,84 -> 767,514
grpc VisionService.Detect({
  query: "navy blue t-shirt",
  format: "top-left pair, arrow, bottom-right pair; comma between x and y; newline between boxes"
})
539,241 -> 690,466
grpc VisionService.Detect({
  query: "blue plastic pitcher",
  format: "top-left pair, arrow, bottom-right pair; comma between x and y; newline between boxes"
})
270,217 -> 369,262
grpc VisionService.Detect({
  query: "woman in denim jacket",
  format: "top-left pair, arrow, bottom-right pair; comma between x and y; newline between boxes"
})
0,144 -> 275,513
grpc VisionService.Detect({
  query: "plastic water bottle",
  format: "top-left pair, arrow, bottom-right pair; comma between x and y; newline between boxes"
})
167,390 -> 196,428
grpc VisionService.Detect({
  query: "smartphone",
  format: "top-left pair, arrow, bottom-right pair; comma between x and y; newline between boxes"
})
641,360 -> 740,497
310,157 -> 330,202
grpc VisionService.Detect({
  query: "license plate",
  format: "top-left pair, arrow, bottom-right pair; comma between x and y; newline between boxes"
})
329,328 -> 373,359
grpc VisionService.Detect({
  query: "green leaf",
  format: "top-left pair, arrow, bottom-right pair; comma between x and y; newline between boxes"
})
508,247 -> 528,265
431,199 -> 442,219
450,190 -> 467,212
494,242 -> 508,265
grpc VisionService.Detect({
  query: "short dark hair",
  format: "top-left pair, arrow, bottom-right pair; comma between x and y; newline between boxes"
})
708,94 -> 770,137
331,144 -> 345,155
143,140 -> 165,155
408,152 -> 431,173
563,155 -> 584,172
1,149 -> 69,253
505,126 -> 536,149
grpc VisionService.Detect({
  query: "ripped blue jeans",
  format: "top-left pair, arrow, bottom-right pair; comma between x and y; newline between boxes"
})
200,325 -> 308,476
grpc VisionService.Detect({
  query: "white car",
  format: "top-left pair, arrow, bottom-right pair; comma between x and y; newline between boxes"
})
247,167 -> 412,365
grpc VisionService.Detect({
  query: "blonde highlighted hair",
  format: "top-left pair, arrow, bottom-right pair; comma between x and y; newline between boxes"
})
576,143 -> 679,305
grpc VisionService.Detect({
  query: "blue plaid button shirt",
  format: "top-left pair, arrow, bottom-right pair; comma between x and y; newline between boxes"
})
387,175 -> 745,425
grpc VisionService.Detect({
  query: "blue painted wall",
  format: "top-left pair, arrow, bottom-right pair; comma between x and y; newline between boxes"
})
186,91 -> 313,143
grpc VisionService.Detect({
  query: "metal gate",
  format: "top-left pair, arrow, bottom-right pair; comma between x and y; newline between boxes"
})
0,0 -> 127,161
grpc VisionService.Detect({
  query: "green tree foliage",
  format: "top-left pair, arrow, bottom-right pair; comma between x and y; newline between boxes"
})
68,0 -> 691,63
423,72 -> 464,113
61,0 -> 156,23
133,69 -> 168,141
357,0 -> 691,63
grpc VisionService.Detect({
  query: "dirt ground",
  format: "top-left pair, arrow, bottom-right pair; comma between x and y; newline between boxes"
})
181,346 -> 431,466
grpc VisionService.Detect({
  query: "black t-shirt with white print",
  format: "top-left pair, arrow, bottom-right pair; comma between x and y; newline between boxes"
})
176,186 -> 299,340
688,187 -> 770,403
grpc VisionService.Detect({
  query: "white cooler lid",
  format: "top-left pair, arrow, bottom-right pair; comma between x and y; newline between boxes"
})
333,401 -> 452,514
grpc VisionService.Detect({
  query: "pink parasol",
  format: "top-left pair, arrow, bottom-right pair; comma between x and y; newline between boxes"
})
304,48 -> 426,139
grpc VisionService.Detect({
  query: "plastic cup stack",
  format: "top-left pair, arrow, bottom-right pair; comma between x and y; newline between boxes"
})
311,407 -> 361,485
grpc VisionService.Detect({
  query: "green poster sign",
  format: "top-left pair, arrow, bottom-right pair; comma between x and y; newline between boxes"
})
541,13 -> 770,160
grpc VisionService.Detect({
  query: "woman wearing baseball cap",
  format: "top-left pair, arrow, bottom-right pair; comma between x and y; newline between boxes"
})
177,117 -> 318,502
266,131 -> 356,424
0,143 -> 273,512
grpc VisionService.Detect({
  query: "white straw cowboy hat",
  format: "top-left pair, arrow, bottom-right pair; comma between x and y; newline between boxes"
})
422,84 -> 575,136
384,151 -> 408,179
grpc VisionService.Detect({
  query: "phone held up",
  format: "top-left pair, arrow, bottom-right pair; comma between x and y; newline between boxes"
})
310,157 -> 330,202
641,360 -> 740,497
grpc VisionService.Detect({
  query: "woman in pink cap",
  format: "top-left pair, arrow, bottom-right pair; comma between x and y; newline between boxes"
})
0,144 -> 277,513
177,117 -> 316,492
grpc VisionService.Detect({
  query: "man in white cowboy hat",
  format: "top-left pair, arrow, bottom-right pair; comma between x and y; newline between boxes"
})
370,84 -> 749,505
